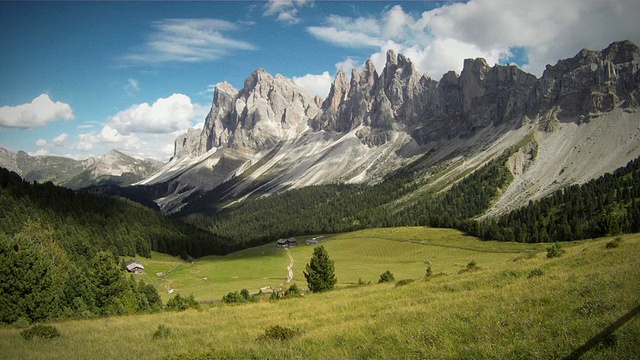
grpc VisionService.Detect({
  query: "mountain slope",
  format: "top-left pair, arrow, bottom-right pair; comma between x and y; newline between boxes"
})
0,147 -> 163,189
138,40 -> 640,219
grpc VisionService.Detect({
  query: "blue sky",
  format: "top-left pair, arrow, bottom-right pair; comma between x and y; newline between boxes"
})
1,0 -> 639,161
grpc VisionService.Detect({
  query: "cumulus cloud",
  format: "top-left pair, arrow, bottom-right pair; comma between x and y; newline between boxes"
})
52,133 -> 69,146
0,94 -> 74,129
264,0 -> 312,25
308,0 -> 640,79
123,18 -> 255,64
76,94 -> 206,161
108,93 -> 194,135
35,139 -> 47,147
293,71 -> 332,98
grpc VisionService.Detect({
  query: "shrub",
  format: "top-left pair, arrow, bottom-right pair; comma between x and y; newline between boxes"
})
357,278 -> 371,286
285,284 -> 301,298
152,324 -> 172,340
20,324 -> 61,340
378,270 -> 395,283
269,290 -> 281,301
467,260 -> 477,270
240,289 -> 250,300
395,279 -> 414,287
527,269 -> 544,279
166,293 -> 199,310
425,265 -> 432,279
606,237 -> 622,249
223,289 -> 258,303
258,325 -> 298,341
222,291 -> 244,303
546,243 -> 565,258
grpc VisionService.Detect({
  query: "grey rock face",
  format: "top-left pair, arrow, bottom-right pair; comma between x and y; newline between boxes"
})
199,70 -> 320,152
530,40 -> 640,119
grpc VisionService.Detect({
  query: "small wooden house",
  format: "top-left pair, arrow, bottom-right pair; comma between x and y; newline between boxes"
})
276,238 -> 298,248
125,259 -> 145,274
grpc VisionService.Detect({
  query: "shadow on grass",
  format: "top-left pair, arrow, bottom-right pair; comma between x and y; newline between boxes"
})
563,304 -> 640,360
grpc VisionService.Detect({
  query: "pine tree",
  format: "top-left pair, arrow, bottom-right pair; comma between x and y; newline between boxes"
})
303,246 -> 336,293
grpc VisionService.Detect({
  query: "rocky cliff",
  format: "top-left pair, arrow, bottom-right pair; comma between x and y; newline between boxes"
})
145,40 -> 640,215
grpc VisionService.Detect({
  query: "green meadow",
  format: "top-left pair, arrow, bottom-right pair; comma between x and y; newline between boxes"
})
2,227 -> 639,359
138,227 -> 547,301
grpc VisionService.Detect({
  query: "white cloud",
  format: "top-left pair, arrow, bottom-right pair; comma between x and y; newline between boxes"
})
35,139 -> 48,147
293,71 -> 332,98
0,94 -> 74,129
335,57 -> 361,75
264,0 -> 312,25
108,94 -> 194,135
52,133 -> 69,146
75,94 -> 206,161
28,149 -> 50,157
124,18 -> 255,64
124,78 -> 140,96
307,0 -> 640,79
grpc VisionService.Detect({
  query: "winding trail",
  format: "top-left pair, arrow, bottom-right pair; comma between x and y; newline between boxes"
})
284,248 -> 294,284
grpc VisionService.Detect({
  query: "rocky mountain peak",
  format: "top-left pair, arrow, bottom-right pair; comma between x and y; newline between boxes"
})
602,39 -> 640,64
533,39 -> 640,118
460,58 -> 491,112
323,69 -> 349,111
386,49 -> 398,66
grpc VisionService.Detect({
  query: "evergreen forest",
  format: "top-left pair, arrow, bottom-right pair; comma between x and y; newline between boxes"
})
0,167 -> 232,324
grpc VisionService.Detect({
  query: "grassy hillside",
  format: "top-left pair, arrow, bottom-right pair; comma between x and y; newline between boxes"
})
129,227 -> 545,301
3,228 -> 638,359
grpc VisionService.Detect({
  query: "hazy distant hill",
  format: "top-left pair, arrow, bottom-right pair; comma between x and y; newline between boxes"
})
0,147 -> 163,189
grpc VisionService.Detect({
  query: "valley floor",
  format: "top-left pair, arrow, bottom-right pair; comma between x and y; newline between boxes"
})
2,228 -> 639,359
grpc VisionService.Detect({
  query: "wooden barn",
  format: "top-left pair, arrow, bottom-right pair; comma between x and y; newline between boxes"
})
125,259 -> 145,274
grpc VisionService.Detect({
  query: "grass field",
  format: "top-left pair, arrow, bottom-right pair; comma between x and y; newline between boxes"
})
2,227 -> 639,359
136,227 -> 547,301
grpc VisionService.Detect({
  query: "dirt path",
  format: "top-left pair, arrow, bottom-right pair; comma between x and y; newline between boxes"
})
284,248 -> 294,284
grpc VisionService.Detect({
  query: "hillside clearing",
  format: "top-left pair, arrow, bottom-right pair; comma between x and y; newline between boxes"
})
2,228 -> 639,359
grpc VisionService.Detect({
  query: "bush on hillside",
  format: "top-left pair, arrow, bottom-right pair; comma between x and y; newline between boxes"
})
166,293 -> 199,310
425,265 -> 433,279
257,325 -> 298,341
527,269 -> 544,279
378,270 -> 395,283
606,237 -> 623,249
395,279 -> 414,287
546,243 -> 565,258
152,324 -> 172,340
20,324 -> 60,340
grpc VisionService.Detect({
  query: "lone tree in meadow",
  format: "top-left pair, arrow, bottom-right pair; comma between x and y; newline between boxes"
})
304,245 -> 337,293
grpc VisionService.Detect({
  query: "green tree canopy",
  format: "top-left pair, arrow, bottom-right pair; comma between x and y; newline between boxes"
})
303,245 -> 336,293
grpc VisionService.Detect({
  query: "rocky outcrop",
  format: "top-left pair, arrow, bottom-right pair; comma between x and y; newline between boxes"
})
308,48 -> 538,144
174,128 -> 203,159
200,70 -> 320,152
530,40 -> 640,119
151,40 -> 640,215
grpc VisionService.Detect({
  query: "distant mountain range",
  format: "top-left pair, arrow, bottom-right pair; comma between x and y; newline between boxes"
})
139,40 -> 640,217
0,147 -> 163,189
3,40 -> 640,220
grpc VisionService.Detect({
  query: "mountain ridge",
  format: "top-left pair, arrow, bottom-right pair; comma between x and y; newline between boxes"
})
135,40 -> 639,216
0,146 -> 163,189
